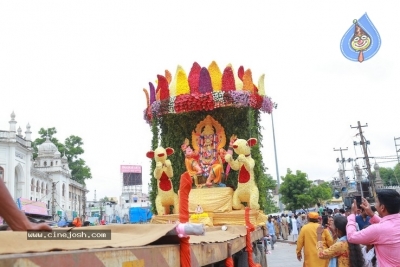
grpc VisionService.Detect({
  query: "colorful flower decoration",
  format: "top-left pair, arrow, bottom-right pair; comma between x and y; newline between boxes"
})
221,65 -> 235,92
169,96 -> 176,113
208,61 -> 222,92
188,62 -> 201,94
143,62 -> 274,123
198,68 -> 213,94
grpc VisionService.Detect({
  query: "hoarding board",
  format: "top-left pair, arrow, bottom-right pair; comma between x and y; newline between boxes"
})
120,165 -> 142,173
121,165 -> 142,186
17,198 -> 48,216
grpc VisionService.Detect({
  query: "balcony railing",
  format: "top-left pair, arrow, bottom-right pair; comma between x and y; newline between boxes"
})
16,135 -> 31,148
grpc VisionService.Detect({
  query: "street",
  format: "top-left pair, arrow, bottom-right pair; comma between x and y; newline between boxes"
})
266,240 -> 303,267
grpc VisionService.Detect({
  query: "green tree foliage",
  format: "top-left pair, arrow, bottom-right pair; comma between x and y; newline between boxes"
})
31,127 -> 92,185
263,173 -> 279,214
279,169 -> 313,211
280,169 -> 333,211
148,107 -> 270,214
309,182 -> 332,204
100,196 -> 109,202
373,164 -> 400,186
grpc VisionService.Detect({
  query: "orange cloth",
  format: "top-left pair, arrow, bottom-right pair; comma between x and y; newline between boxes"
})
185,158 -> 200,177
245,207 -> 261,267
225,257 -> 234,267
73,218 -> 82,227
210,163 -> 223,183
179,171 -> 192,267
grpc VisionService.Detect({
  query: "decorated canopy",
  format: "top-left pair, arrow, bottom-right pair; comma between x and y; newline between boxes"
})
143,61 -> 274,123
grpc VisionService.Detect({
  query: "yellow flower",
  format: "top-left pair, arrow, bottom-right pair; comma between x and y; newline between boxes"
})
208,61 -> 222,92
258,74 -> 265,96
170,65 -> 190,96
242,69 -> 254,93
176,68 -> 190,95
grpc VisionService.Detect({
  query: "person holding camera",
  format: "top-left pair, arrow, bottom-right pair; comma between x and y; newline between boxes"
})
346,189 -> 400,266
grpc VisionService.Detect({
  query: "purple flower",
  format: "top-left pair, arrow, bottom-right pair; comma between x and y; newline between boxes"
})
151,101 -> 161,116
230,91 -> 250,107
149,82 -> 156,104
198,68 -> 213,94
261,97 -> 273,113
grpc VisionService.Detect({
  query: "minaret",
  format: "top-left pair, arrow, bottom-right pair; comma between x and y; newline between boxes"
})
9,111 -> 17,132
374,163 -> 384,189
25,123 -> 32,141
17,126 -> 22,137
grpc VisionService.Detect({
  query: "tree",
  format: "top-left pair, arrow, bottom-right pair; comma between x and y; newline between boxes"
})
394,163 -> 400,185
375,166 -> 396,186
309,182 -> 332,204
280,169 -> 333,211
32,127 -> 92,185
100,196 -> 109,202
373,164 -> 400,186
262,173 -> 279,214
279,169 -> 313,211
31,127 -> 64,159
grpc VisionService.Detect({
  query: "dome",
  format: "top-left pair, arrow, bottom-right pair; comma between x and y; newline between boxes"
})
38,137 -> 59,155
54,150 -> 61,158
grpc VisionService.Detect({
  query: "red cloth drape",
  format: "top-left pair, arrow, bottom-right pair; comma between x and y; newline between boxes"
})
245,207 -> 261,267
225,257 -> 234,267
179,172 -> 192,267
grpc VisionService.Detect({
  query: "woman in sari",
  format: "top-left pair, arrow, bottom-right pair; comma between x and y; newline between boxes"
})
317,216 -> 364,267
322,215 -> 337,242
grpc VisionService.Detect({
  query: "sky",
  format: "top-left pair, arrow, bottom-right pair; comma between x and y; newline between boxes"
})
1,1 -> 399,201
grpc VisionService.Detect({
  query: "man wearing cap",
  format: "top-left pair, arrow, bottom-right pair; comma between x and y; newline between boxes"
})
296,212 -> 333,267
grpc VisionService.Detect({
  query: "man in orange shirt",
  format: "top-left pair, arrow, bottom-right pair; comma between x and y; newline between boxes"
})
296,212 -> 333,267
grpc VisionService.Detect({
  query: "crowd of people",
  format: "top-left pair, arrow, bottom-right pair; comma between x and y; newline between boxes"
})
264,189 -> 400,266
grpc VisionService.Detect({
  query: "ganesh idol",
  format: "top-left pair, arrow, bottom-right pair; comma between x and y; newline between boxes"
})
181,115 -> 229,188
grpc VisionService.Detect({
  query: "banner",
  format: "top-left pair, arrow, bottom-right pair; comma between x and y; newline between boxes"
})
17,198 -> 48,216
120,165 -> 142,173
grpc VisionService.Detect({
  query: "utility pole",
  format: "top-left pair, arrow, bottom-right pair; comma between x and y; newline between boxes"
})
51,182 -> 56,220
395,137 -> 400,164
271,102 -> 283,212
82,186 -> 86,221
334,147 -> 348,173
351,121 -> 375,198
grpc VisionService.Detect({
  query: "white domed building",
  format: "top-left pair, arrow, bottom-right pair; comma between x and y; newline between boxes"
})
0,112 -> 88,224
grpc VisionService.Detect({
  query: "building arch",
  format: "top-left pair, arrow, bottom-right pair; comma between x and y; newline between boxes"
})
41,182 -> 45,194
36,180 -> 40,193
62,183 -> 65,197
31,179 -> 34,191
14,163 -> 25,199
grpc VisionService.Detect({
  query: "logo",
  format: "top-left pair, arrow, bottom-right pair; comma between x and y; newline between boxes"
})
340,13 -> 381,63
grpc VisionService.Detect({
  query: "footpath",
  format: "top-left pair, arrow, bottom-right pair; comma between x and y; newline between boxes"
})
265,234 -> 303,267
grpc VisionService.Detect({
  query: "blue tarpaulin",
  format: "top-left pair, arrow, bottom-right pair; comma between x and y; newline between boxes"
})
129,207 -> 152,223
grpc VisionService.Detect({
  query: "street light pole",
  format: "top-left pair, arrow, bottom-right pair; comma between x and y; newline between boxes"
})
271,103 -> 283,212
